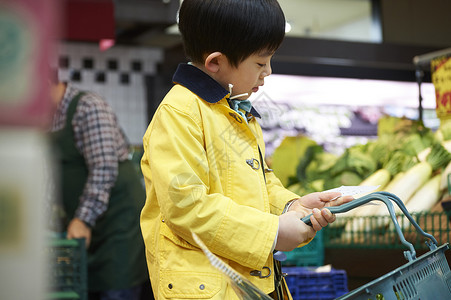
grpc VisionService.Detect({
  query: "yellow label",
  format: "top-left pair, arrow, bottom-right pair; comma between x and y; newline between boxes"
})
431,56 -> 451,120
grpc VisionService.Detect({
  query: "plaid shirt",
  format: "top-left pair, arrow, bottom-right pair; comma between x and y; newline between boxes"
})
51,84 -> 130,227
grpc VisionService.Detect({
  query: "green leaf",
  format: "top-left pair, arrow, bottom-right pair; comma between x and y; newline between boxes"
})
270,135 -> 317,186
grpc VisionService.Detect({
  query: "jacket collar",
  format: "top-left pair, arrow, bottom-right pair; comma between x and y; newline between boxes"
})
172,63 -> 260,118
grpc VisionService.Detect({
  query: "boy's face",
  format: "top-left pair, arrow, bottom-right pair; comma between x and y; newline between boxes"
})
219,51 -> 273,100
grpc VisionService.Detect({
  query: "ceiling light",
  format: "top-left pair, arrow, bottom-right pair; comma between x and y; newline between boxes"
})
285,22 -> 292,33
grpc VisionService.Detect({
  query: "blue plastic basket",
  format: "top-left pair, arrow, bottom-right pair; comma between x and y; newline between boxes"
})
282,266 -> 348,300
302,192 -> 451,300
336,243 -> 450,300
282,230 -> 324,267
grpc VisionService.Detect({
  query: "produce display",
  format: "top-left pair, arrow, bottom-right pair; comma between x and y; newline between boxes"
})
271,116 -> 451,223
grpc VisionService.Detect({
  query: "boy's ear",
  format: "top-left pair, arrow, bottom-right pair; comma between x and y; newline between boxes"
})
204,52 -> 224,73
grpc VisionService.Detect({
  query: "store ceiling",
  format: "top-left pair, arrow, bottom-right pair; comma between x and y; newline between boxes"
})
61,0 -> 449,81
113,0 -> 374,47
55,0 -> 449,51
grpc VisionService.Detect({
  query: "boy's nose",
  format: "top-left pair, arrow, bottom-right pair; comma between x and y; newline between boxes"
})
261,64 -> 272,78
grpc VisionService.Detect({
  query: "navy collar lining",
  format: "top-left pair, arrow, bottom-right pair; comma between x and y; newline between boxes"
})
172,63 -> 260,118
172,63 -> 228,104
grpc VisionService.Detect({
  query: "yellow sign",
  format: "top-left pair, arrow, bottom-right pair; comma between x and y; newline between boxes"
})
431,56 -> 451,120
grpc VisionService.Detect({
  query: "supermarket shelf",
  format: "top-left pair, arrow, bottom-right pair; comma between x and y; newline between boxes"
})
323,212 -> 451,250
322,211 -> 451,291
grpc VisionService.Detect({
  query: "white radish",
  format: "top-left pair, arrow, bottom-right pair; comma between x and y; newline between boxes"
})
406,174 -> 442,213
398,174 -> 443,231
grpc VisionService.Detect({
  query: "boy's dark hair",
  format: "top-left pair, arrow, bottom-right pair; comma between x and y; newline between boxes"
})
178,0 -> 286,67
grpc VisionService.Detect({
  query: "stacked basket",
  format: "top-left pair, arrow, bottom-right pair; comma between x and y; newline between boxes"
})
47,238 -> 87,300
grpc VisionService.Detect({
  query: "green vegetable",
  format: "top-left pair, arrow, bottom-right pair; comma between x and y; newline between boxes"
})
325,171 -> 362,190
287,144 -> 337,193
374,142 -> 451,215
401,133 -> 431,157
328,146 -> 377,179
295,145 -> 324,183
439,119 -> 451,141
358,151 -> 404,191
271,135 -> 317,186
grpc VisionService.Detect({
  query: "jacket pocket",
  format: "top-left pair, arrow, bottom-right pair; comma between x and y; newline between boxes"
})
161,271 -> 221,299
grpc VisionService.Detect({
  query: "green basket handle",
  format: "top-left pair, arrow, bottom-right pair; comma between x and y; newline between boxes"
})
301,191 -> 438,262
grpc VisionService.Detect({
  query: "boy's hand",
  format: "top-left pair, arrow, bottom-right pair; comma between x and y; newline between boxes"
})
291,191 -> 354,211
275,211 -> 315,252
287,191 -> 354,231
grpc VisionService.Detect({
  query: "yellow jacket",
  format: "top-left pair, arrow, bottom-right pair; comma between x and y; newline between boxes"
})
141,64 -> 299,299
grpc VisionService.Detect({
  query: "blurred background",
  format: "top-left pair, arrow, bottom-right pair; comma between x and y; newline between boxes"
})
1,0 -> 451,299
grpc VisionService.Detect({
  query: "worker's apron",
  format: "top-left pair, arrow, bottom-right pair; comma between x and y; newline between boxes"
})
51,92 -> 148,291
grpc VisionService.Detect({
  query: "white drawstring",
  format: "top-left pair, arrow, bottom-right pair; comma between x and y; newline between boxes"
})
228,83 -> 249,100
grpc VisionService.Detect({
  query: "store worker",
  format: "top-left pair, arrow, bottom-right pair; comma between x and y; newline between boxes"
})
49,71 -> 150,300
140,0 -> 353,299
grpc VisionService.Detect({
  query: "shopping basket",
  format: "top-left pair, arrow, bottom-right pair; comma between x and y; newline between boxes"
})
47,237 -> 87,300
302,191 -> 451,300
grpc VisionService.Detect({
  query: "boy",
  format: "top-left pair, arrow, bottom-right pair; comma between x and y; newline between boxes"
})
140,0 -> 351,299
